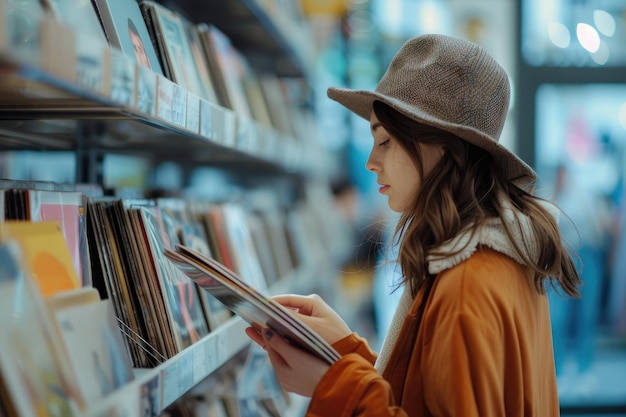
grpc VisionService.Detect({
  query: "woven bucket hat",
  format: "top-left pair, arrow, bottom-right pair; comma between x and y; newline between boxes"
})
327,34 -> 537,184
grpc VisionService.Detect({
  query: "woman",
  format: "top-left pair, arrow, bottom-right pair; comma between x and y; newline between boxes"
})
246,34 -> 581,416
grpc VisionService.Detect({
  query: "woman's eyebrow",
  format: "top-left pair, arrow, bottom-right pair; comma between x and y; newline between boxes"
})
371,122 -> 382,133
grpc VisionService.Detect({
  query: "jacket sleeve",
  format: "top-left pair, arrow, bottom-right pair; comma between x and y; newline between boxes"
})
332,332 -> 378,364
305,353 -> 408,417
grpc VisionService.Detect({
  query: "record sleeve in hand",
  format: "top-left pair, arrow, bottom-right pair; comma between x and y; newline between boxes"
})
164,244 -> 341,365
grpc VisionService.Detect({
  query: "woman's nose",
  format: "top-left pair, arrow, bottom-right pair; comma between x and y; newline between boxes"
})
365,151 -> 380,173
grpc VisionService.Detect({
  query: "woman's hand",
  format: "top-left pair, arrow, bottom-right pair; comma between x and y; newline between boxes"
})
244,294 -> 351,396
261,328 -> 330,397
272,294 -> 352,345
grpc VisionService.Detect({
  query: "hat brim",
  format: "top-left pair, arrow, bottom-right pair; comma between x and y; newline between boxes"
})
328,87 -> 537,185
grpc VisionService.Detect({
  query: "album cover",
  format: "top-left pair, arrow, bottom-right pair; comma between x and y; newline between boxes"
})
183,19 -> 219,104
247,212 -> 279,288
196,23 -> 252,118
157,197 -> 232,331
139,206 -> 210,352
87,198 -> 147,367
0,242 -> 83,416
27,189 -> 91,287
164,244 -> 341,365
177,221 -> 232,331
93,0 -> 164,74
44,0 -> 110,92
126,203 -> 175,362
238,345 -> 287,417
0,221 -> 81,297
140,1 -> 212,102
53,298 -> 135,403
220,203 -> 268,292
44,0 -> 107,43
104,199 -> 155,365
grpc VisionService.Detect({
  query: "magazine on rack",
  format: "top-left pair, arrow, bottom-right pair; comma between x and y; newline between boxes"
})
164,244 -> 341,365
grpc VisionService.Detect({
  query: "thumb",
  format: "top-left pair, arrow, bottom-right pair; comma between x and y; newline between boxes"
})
264,328 -> 301,357
263,328 -> 291,367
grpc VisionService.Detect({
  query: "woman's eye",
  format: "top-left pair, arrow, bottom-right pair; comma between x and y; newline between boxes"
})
379,139 -> 390,147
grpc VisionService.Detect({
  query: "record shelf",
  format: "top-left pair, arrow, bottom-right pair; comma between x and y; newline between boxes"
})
0,1 -> 344,416
0,55 -> 316,183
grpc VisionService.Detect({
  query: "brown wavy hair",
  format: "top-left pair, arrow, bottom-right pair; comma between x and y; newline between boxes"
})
372,101 -> 581,298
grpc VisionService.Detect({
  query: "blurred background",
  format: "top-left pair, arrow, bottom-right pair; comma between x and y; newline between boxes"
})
2,0 -> 625,415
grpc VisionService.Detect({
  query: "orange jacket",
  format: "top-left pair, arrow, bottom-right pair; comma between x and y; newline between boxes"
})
306,249 -> 559,417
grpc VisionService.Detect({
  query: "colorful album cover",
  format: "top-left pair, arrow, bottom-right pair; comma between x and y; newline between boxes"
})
139,206 -> 209,351
0,241 -> 83,415
27,189 -> 90,287
1,221 -> 80,297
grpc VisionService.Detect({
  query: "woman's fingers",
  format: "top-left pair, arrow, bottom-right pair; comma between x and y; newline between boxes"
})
261,327 -> 330,397
272,294 -> 317,314
263,328 -> 289,367
245,326 -> 265,349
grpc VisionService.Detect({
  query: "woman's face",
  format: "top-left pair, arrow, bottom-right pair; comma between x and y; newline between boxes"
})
366,112 -> 443,212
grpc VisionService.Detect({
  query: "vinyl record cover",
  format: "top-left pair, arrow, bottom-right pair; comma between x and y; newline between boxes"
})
87,198 -> 146,367
220,203 -> 268,293
0,241 -> 82,416
127,205 -> 175,361
93,0 -> 163,74
183,19 -> 219,104
103,200 -> 155,366
139,206 -> 210,352
165,244 -> 341,365
110,199 -> 171,365
140,1 -> 212,102
53,298 -> 135,403
178,222 -> 232,331
27,189 -> 91,287
43,0 -> 109,91
0,221 -> 81,297
196,23 -> 252,118
44,0 -> 107,43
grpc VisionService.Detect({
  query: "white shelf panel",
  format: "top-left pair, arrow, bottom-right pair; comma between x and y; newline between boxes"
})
86,316 -> 248,417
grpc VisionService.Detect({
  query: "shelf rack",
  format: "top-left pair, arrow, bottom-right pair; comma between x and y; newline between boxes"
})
0,3 -> 332,416
165,0 -> 314,78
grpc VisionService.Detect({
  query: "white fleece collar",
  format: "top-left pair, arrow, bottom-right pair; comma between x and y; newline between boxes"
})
426,201 -> 558,274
